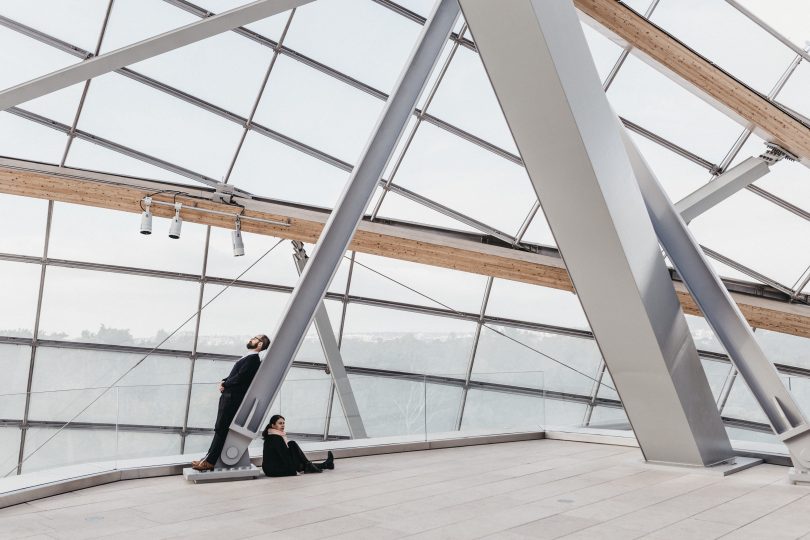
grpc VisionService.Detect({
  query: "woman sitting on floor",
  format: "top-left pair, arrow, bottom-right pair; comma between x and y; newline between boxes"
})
261,414 -> 334,477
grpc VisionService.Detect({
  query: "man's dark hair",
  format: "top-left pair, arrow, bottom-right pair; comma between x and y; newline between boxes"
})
257,334 -> 270,352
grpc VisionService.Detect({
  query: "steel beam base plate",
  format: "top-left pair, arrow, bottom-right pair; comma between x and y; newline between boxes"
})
183,464 -> 262,483
787,468 -> 810,486
640,456 -> 762,476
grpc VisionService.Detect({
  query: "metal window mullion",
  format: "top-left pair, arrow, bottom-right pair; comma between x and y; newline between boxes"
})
716,366 -> 739,414
513,200 -> 541,245
326,250 -> 355,438
582,360 -> 607,427
724,0 -> 810,63
16,200 -> 54,475
454,275 -> 493,430
371,23 -> 468,219
601,0 -> 662,91
223,9 -> 297,183
716,52 -> 803,174
179,226 -> 210,453
58,0 -> 115,168
1,7 -> 726,184
701,244 -> 795,297
384,182 -> 516,243
9,107 -> 220,187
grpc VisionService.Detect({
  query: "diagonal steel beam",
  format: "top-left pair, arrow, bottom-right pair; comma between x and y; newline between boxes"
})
623,126 -> 810,483
461,0 -> 734,467
0,0 -> 313,112
215,0 -> 460,469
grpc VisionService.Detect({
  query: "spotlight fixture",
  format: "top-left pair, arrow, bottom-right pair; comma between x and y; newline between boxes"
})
139,196 -> 153,235
168,202 -> 182,239
232,216 -> 245,257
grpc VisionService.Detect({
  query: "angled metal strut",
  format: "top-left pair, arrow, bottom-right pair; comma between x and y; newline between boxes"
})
623,130 -> 810,483
290,241 -> 367,439
214,0 -> 460,469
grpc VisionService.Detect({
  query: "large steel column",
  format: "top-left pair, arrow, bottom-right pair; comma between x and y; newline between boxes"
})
460,0 -> 734,466
0,0 -> 314,112
622,129 -> 810,481
291,241 -> 367,439
217,0 -> 459,467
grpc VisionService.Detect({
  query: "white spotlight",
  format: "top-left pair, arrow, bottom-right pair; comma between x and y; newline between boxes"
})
140,196 -> 152,235
232,217 -> 245,257
169,202 -> 182,239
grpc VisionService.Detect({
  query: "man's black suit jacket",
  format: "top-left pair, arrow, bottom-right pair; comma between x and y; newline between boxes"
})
222,352 -> 261,399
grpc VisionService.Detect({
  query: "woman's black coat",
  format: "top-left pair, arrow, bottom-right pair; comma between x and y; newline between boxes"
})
262,434 -> 298,477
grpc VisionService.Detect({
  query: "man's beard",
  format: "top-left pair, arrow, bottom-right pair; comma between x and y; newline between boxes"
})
246,340 -> 255,350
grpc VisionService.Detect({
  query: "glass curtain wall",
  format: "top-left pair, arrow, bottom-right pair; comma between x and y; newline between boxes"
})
0,0 -> 809,473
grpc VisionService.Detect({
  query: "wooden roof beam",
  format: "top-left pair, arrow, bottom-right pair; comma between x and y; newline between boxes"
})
1,159 -> 809,338
574,0 -> 810,167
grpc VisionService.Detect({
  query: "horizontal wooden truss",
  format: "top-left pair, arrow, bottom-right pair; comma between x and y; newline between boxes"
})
1,158 -> 808,338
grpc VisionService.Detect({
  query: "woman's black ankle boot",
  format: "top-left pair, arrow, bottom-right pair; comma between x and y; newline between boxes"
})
322,451 -> 335,470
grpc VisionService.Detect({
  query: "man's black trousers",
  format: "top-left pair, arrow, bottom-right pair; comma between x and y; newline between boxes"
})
204,391 -> 241,465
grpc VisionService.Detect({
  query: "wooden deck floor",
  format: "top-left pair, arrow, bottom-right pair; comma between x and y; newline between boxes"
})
1,439 -> 810,539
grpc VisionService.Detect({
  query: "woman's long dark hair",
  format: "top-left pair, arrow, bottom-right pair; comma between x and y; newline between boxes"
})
263,414 -> 285,439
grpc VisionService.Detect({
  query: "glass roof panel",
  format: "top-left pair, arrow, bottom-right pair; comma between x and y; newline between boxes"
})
395,0 -> 437,18
0,112 -> 67,165
30,347 -> 190,427
630,132 -> 712,203
127,28 -> 275,118
341,303 -> 475,374
350,252 -> 488,314
0,25 -> 85,125
64,138 -> 199,185
196,286 -> 289,355
205,231 -> 300,286
427,43 -> 519,154
0,344 -> 29,419
689,188 -> 810,286
607,54 -> 743,165
227,130 -> 349,207
687,314 -> 727,354
520,209 -> 556,247
281,0 -> 421,94
49,202 -> 207,274
473,325 -> 601,396
374,190 -> 481,234
775,60 -> 810,130
461,389 -> 544,432
0,0 -> 110,52
486,279 -> 589,331
702,358 -> 732,402
243,9 -> 292,43
38,267 -> 199,349
100,0 -> 197,53
252,54 -> 384,165
755,329 -> 810,370
651,0 -> 796,95
732,0 -> 810,51
0,261 -> 40,338
77,72 -> 244,181
391,122 -> 537,234
0,193 -> 48,257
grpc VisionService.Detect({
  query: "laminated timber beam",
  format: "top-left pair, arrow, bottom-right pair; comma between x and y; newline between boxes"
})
574,0 -> 810,166
1,159 -> 809,338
